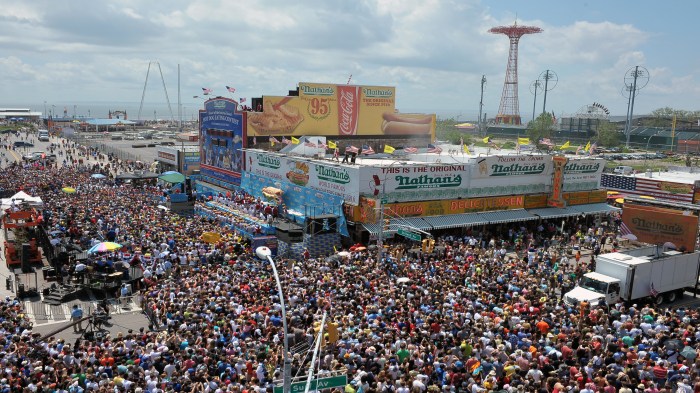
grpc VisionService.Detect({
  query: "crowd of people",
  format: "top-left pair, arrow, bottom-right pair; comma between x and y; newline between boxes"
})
0,131 -> 699,393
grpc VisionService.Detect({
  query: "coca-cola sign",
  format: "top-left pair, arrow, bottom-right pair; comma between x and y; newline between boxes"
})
337,85 -> 360,135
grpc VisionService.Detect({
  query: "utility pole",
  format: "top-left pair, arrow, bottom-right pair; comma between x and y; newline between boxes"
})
479,75 -> 486,136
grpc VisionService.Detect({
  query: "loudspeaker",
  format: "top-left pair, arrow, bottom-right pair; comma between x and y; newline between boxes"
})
21,243 -> 32,273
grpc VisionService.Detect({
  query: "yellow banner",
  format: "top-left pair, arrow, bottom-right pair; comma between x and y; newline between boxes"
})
246,82 -> 435,138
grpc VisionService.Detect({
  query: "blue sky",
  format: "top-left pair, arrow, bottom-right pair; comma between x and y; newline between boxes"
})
0,0 -> 698,121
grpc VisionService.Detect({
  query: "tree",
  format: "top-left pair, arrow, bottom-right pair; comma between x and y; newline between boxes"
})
436,117 -> 473,145
596,121 -> 620,147
527,112 -> 555,144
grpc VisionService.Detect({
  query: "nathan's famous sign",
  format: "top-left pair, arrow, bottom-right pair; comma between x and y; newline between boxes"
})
246,82 -> 435,138
622,203 -> 699,252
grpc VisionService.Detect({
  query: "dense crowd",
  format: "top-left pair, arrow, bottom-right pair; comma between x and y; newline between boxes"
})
0,133 -> 699,393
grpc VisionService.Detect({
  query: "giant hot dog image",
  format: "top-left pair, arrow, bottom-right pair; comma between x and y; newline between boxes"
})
381,112 -> 433,135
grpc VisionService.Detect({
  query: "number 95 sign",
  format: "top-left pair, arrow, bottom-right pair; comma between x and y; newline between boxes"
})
306,97 -> 332,121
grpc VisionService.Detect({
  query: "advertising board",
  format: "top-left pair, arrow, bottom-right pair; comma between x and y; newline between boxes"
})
156,148 -> 177,165
361,164 -> 471,203
469,155 -> 553,197
199,98 -> 244,186
246,82 -> 435,138
563,158 -> 605,191
622,203 -> 699,252
246,153 -> 361,205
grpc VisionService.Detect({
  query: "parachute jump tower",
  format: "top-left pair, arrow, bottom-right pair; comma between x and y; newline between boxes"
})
489,22 -> 542,125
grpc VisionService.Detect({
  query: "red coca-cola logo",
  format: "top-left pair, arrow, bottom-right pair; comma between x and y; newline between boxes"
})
337,85 -> 359,135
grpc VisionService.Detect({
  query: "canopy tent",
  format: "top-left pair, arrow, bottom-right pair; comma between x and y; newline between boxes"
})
1,191 -> 43,210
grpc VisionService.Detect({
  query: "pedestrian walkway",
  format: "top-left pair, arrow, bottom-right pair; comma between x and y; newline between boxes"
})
23,297 -> 142,327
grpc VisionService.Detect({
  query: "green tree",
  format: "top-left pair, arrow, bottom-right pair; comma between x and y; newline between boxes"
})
596,121 -> 620,147
436,117 -> 473,145
527,112 -> 555,145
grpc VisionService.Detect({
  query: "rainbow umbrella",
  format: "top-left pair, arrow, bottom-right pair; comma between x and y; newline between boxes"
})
62,187 -> 76,194
88,242 -> 122,254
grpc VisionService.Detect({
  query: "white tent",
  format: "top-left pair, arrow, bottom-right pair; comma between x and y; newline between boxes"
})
0,191 -> 43,210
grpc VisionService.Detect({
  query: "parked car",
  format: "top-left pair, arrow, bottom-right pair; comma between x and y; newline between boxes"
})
13,141 -> 34,148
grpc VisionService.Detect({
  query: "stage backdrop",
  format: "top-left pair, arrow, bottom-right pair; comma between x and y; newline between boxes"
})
199,98 -> 244,186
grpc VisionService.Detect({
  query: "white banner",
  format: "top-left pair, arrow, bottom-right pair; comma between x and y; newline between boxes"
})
246,153 -> 361,205
563,158 -> 605,191
468,155 -> 553,197
359,164 -> 472,203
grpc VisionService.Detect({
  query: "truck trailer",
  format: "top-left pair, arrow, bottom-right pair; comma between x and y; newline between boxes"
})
564,246 -> 700,307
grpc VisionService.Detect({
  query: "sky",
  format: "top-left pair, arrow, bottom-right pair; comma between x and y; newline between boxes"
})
1,0 -> 698,121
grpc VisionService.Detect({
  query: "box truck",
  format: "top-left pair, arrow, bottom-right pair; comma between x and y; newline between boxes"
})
564,246 -> 700,307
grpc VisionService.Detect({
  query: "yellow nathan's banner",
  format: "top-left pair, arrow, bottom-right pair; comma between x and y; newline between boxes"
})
246,82 -> 435,138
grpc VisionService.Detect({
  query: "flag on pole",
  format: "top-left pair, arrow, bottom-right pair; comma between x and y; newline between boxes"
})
318,141 -> 327,149
589,142 -> 597,155
239,97 -> 247,103
575,145 -> 582,155
291,136 -> 300,145
304,138 -> 317,148
282,136 -> 291,145
584,141 -> 591,152
346,145 -> 359,154
362,145 -> 375,155
427,144 -> 443,154
559,141 -> 570,150
202,87 -> 212,95
404,147 -> 418,154
488,141 -> 501,150
518,137 -> 531,145
327,140 -> 337,149
482,136 -> 490,143
551,111 -> 557,124
383,145 -> 395,154
516,143 -> 521,154
649,282 -> 658,298
539,138 -> 554,147
463,144 -> 470,154
226,86 -> 236,93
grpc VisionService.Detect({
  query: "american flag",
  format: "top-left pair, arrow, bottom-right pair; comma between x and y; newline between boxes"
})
346,145 -> 359,154
404,147 -> 418,154
317,141 -> 327,149
202,87 -> 212,95
539,138 -> 554,147
226,86 -> 236,93
649,282 -> 659,297
282,137 -> 292,145
239,97 -> 247,103
601,174 -> 694,202
619,222 -> 633,236
589,142 -> 597,155
361,145 -> 375,155
427,144 -> 442,154
304,138 -> 317,148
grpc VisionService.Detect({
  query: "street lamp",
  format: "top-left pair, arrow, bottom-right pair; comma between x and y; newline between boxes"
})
255,246 -> 291,393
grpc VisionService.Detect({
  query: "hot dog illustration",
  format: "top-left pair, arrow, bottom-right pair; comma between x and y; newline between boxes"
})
381,112 -> 433,135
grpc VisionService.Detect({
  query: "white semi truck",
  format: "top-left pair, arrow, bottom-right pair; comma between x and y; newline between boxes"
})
564,246 -> 700,307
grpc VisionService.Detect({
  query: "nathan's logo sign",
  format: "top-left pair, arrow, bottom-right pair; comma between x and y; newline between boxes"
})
362,87 -> 394,98
490,163 -> 546,176
659,182 -> 693,194
564,162 -> 601,174
300,85 -> 335,96
395,174 -> 462,190
316,165 -> 350,184
256,154 -> 280,169
631,217 -> 684,235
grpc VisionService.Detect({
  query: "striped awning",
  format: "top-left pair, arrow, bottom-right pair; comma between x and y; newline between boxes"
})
571,203 -> 620,215
362,217 -> 432,235
526,206 -> 582,219
422,209 -> 537,230
478,209 -> 536,224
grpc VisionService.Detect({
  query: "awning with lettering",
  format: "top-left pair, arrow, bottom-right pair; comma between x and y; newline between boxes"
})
362,217 -> 432,235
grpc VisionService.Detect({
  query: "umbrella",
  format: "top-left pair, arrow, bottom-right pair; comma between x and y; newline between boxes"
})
62,187 -> 76,194
91,173 -> 107,179
680,346 -> 697,360
397,277 -> 411,284
664,339 -> 683,351
87,242 -> 122,254
337,251 -> 351,257
615,198 -> 624,204
201,232 -> 222,244
158,171 -> 185,184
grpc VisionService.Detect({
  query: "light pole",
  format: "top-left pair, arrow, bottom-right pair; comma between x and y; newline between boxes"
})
255,246 -> 291,393
538,70 -> 558,115
623,66 -> 650,148
530,80 -> 542,123
478,75 -> 486,136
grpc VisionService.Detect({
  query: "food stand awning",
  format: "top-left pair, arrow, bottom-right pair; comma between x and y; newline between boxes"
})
571,203 -> 620,215
527,206 -> 583,219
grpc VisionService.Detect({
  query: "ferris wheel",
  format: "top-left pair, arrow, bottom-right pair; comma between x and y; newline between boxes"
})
574,102 -> 610,119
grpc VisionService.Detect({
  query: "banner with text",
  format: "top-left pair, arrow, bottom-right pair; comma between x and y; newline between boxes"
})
563,158 -> 605,191
246,82 -> 435,138
622,203 -> 699,252
469,155 -> 553,197
246,153 -> 361,205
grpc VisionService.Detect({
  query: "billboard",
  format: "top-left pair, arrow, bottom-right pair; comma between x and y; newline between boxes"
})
360,164 -> 471,203
246,82 -> 435,138
199,98 -> 244,186
563,158 -> 605,191
469,155 -> 553,197
622,203 -> 699,252
246,153 -> 361,205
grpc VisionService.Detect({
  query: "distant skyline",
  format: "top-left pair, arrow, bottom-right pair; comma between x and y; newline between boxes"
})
1,0 -> 699,121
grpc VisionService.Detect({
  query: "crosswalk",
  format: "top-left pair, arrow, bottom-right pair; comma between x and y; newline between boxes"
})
23,299 -> 142,326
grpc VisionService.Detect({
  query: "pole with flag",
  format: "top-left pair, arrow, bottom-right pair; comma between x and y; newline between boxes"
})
270,136 -> 279,147
226,86 -> 236,97
559,141 -> 570,150
291,136 -> 300,145
463,144 -> 471,155
327,140 -> 337,149
202,87 -> 212,95
383,144 -> 395,154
